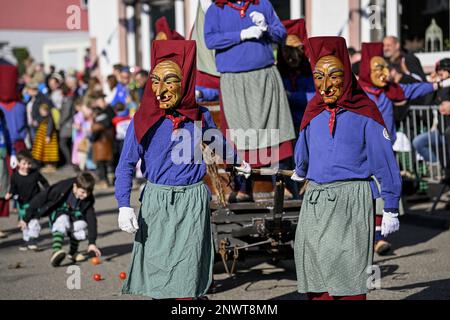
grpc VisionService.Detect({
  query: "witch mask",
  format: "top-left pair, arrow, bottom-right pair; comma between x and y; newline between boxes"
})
150,60 -> 182,110
370,56 -> 389,88
313,55 -> 344,104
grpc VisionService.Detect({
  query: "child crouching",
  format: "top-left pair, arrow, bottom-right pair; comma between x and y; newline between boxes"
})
19,172 -> 101,266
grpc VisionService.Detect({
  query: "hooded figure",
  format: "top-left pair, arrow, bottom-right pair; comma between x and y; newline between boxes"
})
278,18 -> 315,133
154,16 -> 185,41
204,0 -> 295,202
292,37 -> 402,300
115,40 -> 249,299
359,43 -> 448,255
0,61 -> 27,162
0,59 -> 19,225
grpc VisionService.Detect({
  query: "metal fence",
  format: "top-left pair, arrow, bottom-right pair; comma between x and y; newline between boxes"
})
396,105 -> 448,184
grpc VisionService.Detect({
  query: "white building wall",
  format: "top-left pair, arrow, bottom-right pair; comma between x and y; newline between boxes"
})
310,0 -> 350,43
0,30 -> 89,70
88,0 -> 121,79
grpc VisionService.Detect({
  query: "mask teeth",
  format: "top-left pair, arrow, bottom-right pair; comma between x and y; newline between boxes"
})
156,96 -> 161,101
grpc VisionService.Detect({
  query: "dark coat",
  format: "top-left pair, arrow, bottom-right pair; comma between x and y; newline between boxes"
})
24,178 -> 97,244
91,109 -> 114,162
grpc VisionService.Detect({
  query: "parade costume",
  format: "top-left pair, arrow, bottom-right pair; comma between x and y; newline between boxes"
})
0,60 -> 19,219
293,37 -> 402,299
0,109 -> 13,218
278,19 -> 315,134
276,19 -> 315,198
359,43 -> 435,254
154,16 -> 185,41
359,43 -> 434,144
115,40 -> 243,299
0,61 -> 27,154
204,0 -> 295,168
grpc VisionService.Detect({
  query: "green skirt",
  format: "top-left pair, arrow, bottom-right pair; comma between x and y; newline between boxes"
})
122,181 -> 214,299
294,180 -> 374,296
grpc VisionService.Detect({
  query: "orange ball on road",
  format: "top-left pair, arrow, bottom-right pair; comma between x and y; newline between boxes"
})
93,274 -> 102,281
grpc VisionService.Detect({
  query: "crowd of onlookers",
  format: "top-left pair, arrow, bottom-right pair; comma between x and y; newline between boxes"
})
18,57 -> 149,188
11,35 -> 450,189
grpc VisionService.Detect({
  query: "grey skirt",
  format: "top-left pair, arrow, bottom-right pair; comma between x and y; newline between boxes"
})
294,180 -> 374,296
220,65 -> 296,151
121,181 -> 214,299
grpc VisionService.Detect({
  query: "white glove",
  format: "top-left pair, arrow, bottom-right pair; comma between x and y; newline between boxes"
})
291,172 -> 305,182
235,161 -> 252,179
249,11 -> 268,31
240,26 -> 263,41
381,210 -> 400,237
200,0 -> 212,13
10,155 -> 17,169
118,207 -> 139,234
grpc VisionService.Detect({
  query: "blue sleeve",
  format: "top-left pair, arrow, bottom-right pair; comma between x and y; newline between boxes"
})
264,0 -> 286,44
16,103 -> 27,141
294,127 -> 309,177
201,108 -> 240,164
401,83 -> 434,101
1,116 -> 13,156
366,120 -> 402,210
115,120 -> 143,208
196,86 -> 220,102
204,7 -> 242,50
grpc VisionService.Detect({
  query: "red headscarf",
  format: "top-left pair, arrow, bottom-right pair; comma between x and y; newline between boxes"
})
278,19 -> 312,83
215,0 -> 259,8
0,62 -> 19,104
359,42 -> 405,102
134,40 -> 201,143
155,17 -> 185,40
282,19 -> 308,48
300,37 -> 385,132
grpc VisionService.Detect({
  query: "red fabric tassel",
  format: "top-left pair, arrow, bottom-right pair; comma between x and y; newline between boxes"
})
165,114 -> 187,131
324,106 -> 340,136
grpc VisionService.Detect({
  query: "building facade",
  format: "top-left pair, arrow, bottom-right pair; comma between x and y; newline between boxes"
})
0,0 -> 90,72
1,0 -> 447,77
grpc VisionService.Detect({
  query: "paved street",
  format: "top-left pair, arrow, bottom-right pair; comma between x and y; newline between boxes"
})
1,168 -> 449,300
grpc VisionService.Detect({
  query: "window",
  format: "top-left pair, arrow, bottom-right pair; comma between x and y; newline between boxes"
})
400,0 -> 450,52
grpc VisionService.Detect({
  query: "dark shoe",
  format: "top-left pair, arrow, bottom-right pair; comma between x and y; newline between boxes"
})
375,240 -> 391,256
51,250 -> 66,267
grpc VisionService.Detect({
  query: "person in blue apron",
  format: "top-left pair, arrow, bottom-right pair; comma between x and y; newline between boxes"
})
292,36 -> 402,300
358,42 -> 450,255
115,40 -> 250,299
204,0 -> 295,203
277,18 -> 316,199
0,108 -> 14,238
